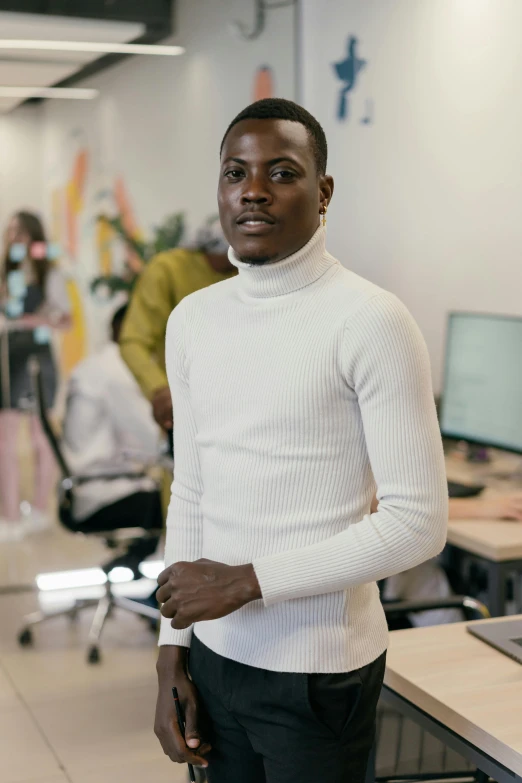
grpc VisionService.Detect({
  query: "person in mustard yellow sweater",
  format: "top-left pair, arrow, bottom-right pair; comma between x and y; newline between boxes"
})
120,218 -> 236,452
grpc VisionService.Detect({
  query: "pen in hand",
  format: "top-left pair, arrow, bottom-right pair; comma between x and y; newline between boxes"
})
172,687 -> 197,783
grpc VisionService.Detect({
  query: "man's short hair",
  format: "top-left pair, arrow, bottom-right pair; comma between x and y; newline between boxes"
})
220,98 -> 328,175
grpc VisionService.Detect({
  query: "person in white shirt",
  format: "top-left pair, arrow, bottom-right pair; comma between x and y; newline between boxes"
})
154,99 -> 448,783
378,491 -> 522,626
63,305 -> 163,539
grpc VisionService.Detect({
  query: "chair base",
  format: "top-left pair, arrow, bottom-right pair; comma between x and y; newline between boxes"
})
18,584 -> 160,664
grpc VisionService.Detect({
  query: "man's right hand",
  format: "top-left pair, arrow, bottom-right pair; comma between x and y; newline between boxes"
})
151,386 -> 173,431
154,645 -> 210,769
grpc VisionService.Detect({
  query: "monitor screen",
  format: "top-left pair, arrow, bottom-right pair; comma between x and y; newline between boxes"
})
439,312 -> 522,454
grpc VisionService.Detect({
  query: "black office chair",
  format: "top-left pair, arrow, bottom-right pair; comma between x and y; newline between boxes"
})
372,596 -> 490,783
17,358 -> 162,664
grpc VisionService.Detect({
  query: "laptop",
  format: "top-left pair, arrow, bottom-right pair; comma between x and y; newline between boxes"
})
467,619 -> 522,664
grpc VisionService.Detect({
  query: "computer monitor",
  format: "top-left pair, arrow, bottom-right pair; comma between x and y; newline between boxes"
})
439,312 -> 522,454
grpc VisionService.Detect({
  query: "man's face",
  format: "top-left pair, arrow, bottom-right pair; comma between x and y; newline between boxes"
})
218,119 -> 333,265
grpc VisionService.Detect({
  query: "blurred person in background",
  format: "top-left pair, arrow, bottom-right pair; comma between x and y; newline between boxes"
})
0,211 -> 71,541
62,305 -> 163,549
119,216 -> 236,454
374,491 -> 522,625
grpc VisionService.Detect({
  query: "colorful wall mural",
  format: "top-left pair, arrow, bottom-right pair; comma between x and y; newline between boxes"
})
50,147 -> 89,377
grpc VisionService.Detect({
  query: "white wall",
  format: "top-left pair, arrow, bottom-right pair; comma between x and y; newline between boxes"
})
0,105 -> 44,223
41,0 -> 296,250
35,0 -> 296,349
302,0 -> 522,390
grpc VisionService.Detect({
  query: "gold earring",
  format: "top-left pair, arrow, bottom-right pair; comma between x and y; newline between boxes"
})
321,206 -> 327,227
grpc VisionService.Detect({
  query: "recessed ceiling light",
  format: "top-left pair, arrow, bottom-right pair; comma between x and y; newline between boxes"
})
0,39 -> 185,56
0,86 -> 99,99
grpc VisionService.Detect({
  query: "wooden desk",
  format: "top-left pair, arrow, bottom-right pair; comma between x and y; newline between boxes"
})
379,616 -> 522,782
447,520 -> 522,561
445,450 -> 522,615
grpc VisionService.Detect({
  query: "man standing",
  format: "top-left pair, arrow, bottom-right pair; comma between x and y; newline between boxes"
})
155,99 -> 448,783
119,217 -> 236,441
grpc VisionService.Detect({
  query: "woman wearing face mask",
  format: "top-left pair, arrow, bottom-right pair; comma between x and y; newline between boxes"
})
0,211 -> 71,540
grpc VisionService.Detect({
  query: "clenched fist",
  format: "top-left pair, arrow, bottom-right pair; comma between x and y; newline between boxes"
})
157,559 -> 262,629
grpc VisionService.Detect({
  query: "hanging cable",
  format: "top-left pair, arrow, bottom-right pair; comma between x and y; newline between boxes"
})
230,0 -> 297,41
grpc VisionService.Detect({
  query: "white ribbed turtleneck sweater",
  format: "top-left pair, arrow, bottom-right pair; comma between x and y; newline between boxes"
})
159,227 -> 448,673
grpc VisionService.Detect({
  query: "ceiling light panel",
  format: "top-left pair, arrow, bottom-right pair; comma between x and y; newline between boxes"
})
0,40 -> 184,56
0,11 -> 146,63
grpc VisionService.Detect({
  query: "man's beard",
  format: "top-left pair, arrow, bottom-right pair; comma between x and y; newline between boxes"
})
239,255 -> 276,266
241,256 -> 271,266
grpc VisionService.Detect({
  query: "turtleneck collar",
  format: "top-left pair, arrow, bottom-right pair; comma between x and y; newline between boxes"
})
227,226 -> 336,298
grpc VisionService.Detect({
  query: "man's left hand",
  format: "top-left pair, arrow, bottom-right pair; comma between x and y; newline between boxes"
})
157,559 -> 262,629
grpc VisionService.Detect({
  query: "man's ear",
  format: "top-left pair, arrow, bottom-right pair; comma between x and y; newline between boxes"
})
319,175 -> 334,211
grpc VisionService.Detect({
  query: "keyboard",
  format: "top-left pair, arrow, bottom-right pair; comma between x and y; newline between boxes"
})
447,480 -> 485,498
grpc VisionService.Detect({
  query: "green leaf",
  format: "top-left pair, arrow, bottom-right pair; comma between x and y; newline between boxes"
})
90,275 -> 135,295
150,212 -> 185,256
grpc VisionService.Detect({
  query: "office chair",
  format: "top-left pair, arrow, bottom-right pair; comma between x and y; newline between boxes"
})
370,595 -> 490,783
17,358 -> 162,664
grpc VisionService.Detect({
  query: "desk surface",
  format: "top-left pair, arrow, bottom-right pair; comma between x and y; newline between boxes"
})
446,450 -> 522,561
447,520 -> 522,560
385,616 -> 522,775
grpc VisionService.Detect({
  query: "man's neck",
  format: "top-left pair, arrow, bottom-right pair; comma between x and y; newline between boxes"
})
227,226 -> 333,299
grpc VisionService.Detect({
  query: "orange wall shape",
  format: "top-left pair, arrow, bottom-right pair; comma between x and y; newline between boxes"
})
253,66 -> 274,101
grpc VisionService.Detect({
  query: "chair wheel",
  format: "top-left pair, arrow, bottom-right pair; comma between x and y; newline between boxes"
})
87,645 -> 101,664
18,628 -> 33,647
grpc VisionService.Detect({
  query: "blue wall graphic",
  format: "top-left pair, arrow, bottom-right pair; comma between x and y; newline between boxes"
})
333,36 -> 367,121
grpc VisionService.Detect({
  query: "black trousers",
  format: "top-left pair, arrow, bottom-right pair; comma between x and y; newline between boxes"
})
189,635 -> 386,783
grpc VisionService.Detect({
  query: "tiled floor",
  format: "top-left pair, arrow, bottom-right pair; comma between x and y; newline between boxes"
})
0,526 -> 106,591
0,585 -> 188,783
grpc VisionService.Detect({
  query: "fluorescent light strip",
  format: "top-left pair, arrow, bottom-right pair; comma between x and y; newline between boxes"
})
0,87 -> 98,99
0,39 -> 184,56
36,561 -> 163,591
37,567 -> 107,591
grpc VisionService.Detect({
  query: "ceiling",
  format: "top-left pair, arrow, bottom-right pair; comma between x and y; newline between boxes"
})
0,10 -> 155,113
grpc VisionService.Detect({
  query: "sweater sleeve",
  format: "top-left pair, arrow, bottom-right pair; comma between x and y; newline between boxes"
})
252,292 -> 448,606
158,302 -> 204,646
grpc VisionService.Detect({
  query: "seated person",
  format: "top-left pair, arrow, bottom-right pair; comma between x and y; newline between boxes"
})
448,492 -> 522,522
63,305 -> 163,547
375,490 -> 522,625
